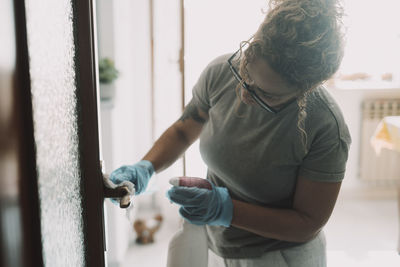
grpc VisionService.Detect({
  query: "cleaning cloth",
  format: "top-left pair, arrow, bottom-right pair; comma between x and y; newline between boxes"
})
103,173 -> 135,208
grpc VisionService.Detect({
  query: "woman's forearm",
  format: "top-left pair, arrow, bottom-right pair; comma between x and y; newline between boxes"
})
143,101 -> 208,173
142,124 -> 193,173
231,199 -> 320,243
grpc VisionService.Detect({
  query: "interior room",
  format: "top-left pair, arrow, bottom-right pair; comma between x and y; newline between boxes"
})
94,0 -> 400,266
3,0 -> 399,266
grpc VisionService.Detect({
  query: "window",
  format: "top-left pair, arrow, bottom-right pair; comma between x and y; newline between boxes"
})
329,0 -> 400,89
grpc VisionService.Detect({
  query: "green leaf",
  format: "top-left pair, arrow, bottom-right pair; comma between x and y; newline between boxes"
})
98,58 -> 119,84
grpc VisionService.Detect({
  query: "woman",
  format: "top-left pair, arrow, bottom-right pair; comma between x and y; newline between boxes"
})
110,0 -> 351,266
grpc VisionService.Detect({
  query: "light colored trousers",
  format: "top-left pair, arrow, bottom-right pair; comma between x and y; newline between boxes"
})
208,231 -> 326,267
167,221 -> 326,267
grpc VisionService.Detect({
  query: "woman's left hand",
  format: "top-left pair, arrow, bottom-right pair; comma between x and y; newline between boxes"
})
166,181 -> 233,227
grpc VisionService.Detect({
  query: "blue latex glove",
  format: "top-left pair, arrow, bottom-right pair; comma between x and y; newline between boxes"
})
166,181 -> 233,227
110,160 -> 155,195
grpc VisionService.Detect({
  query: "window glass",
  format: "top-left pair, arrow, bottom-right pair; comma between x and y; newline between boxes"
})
25,0 -> 85,266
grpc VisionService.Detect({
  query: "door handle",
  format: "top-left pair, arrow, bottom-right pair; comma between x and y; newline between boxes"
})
103,174 -> 132,208
101,161 -> 132,208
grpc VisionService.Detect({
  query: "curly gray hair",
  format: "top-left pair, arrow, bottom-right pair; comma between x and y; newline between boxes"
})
237,0 -> 345,147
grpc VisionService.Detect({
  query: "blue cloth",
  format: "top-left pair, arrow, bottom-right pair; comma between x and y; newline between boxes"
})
166,181 -> 233,227
110,160 -> 155,195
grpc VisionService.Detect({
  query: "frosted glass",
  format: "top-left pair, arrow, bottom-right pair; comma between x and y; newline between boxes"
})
25,0 -> 85,266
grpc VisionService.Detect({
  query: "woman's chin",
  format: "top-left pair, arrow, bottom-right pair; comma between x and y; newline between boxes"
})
241,98 -> 256,106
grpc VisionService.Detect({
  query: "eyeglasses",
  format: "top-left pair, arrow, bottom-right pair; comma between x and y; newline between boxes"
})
227,49 -> 277,114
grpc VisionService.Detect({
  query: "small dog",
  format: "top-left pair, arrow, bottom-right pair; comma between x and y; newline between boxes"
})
133,214 -> 163,244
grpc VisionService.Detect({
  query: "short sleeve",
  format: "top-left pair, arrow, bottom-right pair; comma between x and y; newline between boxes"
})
298,120 -> 351,182
191,55 -> 228,113
191,63 -> 214,113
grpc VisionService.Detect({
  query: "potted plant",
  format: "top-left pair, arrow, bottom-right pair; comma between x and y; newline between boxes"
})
98,57 -> 119,100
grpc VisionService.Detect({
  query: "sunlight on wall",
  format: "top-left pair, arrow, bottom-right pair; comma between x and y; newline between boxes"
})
334,0 -> 400,88
184,0 -> 267,103
341,0 -> 400,75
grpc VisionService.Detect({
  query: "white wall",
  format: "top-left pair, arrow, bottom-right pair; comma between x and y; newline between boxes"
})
329,88 -> 400,190
97,0 -> 154,265
98,0 -> 186,265
152,0 -> 183,228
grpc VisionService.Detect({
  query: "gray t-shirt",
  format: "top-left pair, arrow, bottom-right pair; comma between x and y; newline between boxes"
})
190,54 -> 351,258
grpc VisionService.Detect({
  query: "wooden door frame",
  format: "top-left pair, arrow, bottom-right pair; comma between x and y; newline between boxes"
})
179,0 -> 186,176
2,1 -> 107,266
73,0 -> 107,266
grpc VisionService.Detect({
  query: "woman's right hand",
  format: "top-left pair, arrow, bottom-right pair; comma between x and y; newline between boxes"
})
110,160 -> 155,195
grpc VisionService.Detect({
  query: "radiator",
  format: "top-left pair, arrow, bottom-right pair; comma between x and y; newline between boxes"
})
359,99 -> 400,185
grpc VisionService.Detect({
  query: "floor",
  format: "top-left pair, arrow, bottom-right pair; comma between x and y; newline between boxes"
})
323,185 -> 400,266
121,184 -> 400,267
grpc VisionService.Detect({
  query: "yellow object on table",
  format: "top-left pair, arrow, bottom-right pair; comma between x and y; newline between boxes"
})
371,116 -> 400,254
371,116 -> 400,155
